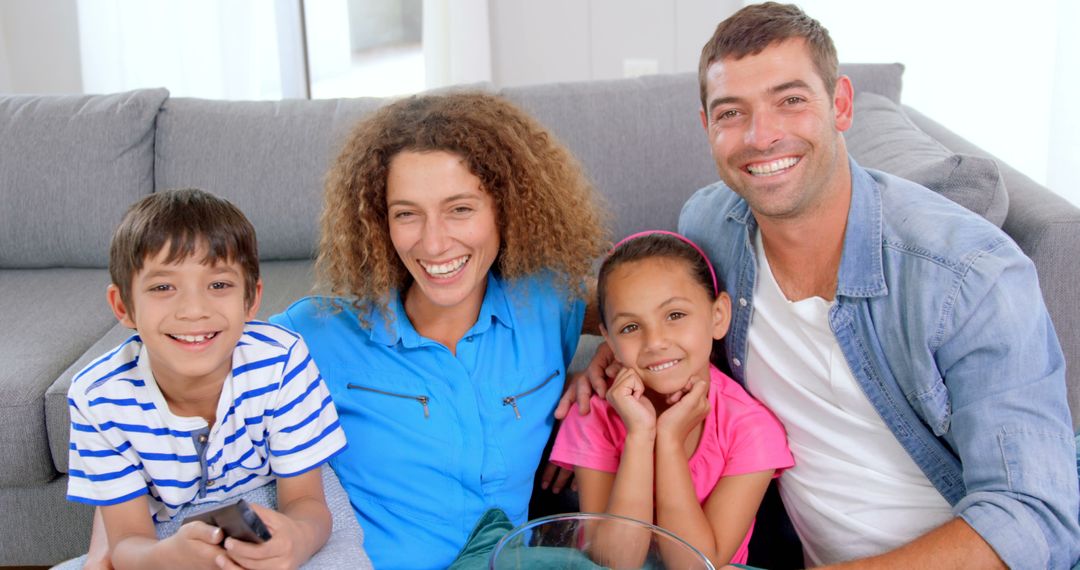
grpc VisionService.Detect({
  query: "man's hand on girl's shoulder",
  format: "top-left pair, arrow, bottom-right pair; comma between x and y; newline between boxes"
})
554,342 -> 617,419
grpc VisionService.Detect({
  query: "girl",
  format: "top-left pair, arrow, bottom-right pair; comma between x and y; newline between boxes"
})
551,231 -> 794,567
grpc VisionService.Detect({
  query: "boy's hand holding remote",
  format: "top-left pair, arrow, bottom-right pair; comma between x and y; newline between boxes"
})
65,190 -> 347,570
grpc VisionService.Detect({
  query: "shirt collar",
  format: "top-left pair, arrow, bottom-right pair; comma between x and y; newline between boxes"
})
836,157 -> 888,298
366,272 -> 515,347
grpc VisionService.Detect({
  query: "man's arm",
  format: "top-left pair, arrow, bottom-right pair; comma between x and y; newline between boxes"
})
822,518 -> 1004,570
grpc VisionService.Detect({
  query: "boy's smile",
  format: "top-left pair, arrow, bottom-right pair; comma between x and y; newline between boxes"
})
107,243 -> 262,401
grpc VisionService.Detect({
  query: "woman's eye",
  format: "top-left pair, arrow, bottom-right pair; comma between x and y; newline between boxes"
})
392,210 -> 415,220
619,323 -> 639,334
451,206 -> 474,215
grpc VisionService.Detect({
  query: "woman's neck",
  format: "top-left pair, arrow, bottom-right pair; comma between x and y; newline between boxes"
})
403,283 -> 486,355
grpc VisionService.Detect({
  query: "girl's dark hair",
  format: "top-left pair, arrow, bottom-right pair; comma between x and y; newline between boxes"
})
597,233 -> 724,326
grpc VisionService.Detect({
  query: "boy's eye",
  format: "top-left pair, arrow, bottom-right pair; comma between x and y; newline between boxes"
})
618,323 -> 639,335
148,284 -> 173,293
209,282 -> 232,290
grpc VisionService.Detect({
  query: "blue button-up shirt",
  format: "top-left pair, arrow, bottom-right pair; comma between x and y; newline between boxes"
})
680,158 -> 1079,568
271,273 -> 584,570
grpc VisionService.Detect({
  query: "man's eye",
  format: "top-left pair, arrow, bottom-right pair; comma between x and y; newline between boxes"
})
784,96 -> 805,105
716,109 -> 739,121
619,323 -> 639,335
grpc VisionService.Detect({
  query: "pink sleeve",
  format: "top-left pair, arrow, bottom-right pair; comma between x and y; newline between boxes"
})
716,380 -> 795,477
550,394 -> 623,473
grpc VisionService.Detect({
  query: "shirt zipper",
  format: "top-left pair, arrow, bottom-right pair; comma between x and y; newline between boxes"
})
502,370 -> 560,420
347,383 -> 430,419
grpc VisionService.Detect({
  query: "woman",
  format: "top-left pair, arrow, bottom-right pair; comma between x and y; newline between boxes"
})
271,92 -> 608,569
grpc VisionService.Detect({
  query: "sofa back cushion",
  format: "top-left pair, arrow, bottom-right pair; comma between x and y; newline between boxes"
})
845,92 -> 1009,226
155,97 -> 385,261
0,89 -> 168,268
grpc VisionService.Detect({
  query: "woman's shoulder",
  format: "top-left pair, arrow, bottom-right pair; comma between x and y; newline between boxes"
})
271,296 -> 371,335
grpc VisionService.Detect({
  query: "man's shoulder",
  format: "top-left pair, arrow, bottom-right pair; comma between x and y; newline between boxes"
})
867,167 -> 1017,266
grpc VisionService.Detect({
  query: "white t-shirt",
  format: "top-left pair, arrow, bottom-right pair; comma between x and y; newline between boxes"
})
744,232 -> 952,565
67,321 -> 347,522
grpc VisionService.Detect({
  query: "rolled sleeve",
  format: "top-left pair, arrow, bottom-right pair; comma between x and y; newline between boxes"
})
938,244 -> 1079,568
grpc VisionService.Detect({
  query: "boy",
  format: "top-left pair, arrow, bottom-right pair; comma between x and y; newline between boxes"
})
65,189 -> 349,569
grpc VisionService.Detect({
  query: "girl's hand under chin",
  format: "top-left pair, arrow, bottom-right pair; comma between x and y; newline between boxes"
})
656,376 -> 710,444
606,367 -> 656,434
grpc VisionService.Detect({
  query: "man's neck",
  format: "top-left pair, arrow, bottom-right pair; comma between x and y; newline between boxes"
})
756,176 -> 852,302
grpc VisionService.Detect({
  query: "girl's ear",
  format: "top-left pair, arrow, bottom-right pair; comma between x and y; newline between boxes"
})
599,322 -> 609,344
711,291 -> 732,340
106,284 -> 137,329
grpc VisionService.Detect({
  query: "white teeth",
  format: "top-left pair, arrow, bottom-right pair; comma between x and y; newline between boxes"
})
747,156 -> 799,176
420,255 -> 469,277
170,332 -> 217,343
647,360 -> 680,372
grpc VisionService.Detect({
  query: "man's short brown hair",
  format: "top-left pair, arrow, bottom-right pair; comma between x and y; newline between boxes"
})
698,2 -> 838,109
109,188 -> 260,313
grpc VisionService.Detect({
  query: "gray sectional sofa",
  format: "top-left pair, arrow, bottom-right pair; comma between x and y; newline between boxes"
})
1,64 -> 1077,566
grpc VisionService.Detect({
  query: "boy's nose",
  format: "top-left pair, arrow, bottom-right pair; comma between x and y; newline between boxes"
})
175,291 -> 211,319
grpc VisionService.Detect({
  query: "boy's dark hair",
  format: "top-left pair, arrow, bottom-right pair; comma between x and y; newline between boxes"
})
698,2 -> 838,109
597,233 -> 724,327
109,189 -> 260,312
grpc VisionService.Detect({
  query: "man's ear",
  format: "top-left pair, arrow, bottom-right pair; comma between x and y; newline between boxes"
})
245,279 -> 264,321
711,292 -> 732,340
107,284 -> 136,329
833,75 -> 854,132
699,107 -> 709,131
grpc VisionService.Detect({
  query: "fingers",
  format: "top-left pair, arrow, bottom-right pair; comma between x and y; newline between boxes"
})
575,373 -> 593,416
540,461 -> 558,490
554,386 -> 574,420
550,465 -> 574,494
181,520 -> 225,545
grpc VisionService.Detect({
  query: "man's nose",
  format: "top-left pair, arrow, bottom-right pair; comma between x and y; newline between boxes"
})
745,109 -> 783,150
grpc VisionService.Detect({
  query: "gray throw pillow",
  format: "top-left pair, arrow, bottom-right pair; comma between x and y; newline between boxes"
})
845,91 -> 1009,227
0,89 -> 169,268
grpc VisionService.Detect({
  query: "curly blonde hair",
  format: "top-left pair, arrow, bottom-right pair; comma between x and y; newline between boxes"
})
318,91 -> 608,319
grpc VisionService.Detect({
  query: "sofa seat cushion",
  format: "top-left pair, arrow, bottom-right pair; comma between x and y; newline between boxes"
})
845,92 -> 1009,226
0,268 -> 115,485
46,260 -> 318,472
0,89 -> 168,268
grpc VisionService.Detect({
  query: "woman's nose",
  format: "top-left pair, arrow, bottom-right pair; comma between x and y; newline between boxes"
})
421,217 -> 451,255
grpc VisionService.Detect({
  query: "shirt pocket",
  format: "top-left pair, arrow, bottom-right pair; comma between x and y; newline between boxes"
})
499,367 -> 561,420
907,370 -> 951,437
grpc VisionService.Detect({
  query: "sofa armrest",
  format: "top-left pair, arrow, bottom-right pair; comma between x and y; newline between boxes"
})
904,105 -> 1080,430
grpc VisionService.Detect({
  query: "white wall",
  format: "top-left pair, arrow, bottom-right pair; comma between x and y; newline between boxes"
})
798,0 -> 1074,203
0,0 -> 82,93
489,0 -> 739,87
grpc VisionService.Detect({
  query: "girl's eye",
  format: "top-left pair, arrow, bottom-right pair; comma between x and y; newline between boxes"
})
667,311 -> 687,321
618,323 -> 639,335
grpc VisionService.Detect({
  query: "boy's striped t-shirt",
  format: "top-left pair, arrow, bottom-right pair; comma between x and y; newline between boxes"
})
66,321 -> 347,522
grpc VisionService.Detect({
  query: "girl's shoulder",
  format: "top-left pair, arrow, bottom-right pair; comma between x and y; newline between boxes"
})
708,365 -> 780,423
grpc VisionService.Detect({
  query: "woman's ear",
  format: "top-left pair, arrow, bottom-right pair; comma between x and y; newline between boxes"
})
106,284 -> 136,329
711,291 -> 732,340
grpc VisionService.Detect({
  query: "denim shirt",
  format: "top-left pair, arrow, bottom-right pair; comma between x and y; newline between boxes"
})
680,158 -> 1079,569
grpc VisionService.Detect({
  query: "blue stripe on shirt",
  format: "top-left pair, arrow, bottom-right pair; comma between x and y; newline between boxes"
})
69,463 -> 142,482
87,396 -> 156,411
67,486 -> 147,506
233,355 -> 288,378
243,329 -> 287,350
281,352 -> 312,388
270,420 -> 341,457
279,395 -> 334,434
273,376 -> 323,418
72,335 -> 141,385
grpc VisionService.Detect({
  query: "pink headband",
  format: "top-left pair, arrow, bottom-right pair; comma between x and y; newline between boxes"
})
610,230 -> 719,296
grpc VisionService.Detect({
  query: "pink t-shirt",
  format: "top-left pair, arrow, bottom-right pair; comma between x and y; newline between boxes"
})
550,364 -> 794,564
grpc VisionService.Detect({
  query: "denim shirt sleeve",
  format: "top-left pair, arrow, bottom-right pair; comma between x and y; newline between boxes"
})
935,240 -> 1079,568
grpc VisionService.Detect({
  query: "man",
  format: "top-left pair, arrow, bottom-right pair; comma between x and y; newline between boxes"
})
580,2 -> 1079,568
